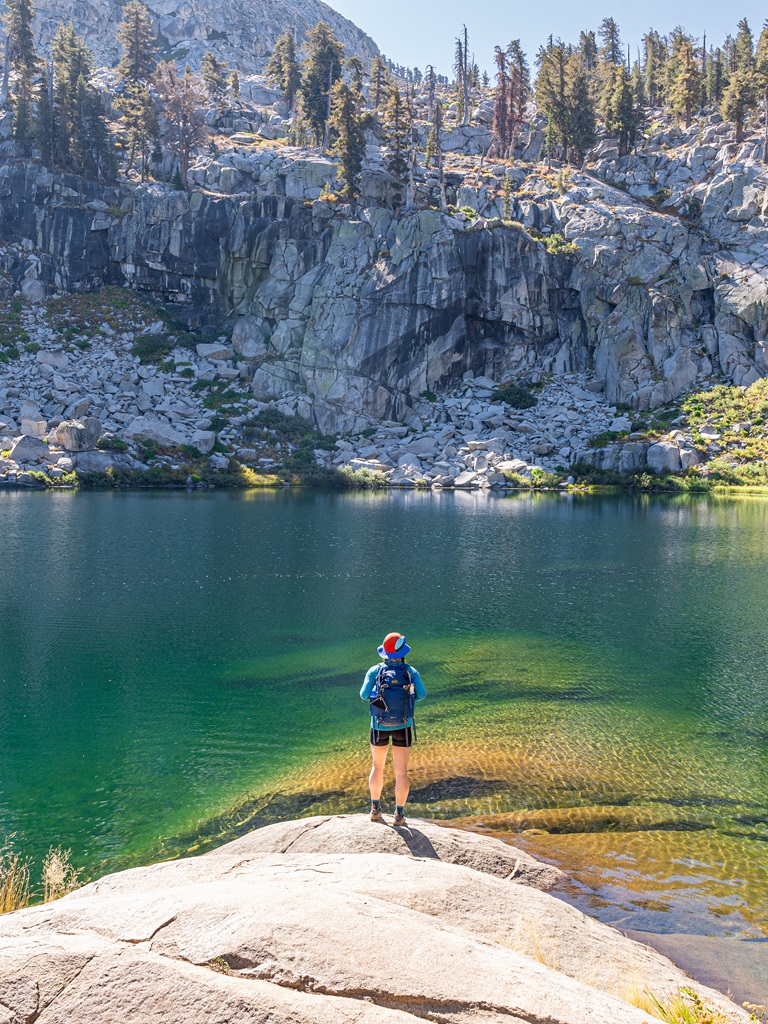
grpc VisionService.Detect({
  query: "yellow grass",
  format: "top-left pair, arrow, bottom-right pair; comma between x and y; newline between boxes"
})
0,839 -> 30,914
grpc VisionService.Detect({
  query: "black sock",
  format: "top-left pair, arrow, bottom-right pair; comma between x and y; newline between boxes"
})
396,804 -> 405,815
371,799 -> 381,810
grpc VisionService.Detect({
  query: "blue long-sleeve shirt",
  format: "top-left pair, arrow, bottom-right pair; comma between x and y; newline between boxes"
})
360,661 -> 426,730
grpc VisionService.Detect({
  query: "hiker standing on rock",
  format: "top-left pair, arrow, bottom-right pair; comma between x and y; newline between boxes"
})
361,632 -> 426,827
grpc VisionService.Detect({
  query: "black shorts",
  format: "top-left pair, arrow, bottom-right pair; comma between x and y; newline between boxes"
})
370,727 -> 412,747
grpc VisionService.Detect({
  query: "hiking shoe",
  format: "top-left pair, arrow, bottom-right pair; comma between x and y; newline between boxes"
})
393,811 -> 407,827
370,807 -> 384,823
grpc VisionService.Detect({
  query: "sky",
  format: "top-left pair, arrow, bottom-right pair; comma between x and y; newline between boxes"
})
326,0 -> 768,75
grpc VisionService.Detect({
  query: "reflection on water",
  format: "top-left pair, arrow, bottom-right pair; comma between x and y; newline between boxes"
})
0,489 -> 766,962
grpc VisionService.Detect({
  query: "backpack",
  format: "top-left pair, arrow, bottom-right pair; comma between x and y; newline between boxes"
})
370,663 -> 416,738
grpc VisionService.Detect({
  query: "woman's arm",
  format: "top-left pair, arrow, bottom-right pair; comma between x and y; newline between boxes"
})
360,666 -> 379,700
410,667 -> 426,701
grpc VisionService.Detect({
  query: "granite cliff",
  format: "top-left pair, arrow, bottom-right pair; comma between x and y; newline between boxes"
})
0,0 -> 379,72
1,120 -> 766,437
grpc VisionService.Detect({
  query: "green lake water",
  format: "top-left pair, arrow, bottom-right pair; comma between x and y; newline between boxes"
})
1,488 -> 767,998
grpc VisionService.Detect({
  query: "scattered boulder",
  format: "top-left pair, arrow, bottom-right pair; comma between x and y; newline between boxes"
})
189,429 -> 216,454
35,349 -> 69,369
122,417 -> 188,448
9,434 -> 50,462
647,441 -> 683,473
52,417 -> 102,452
74,450 -> 144,472
196,342 -> 235,362
19,417 -> 47,437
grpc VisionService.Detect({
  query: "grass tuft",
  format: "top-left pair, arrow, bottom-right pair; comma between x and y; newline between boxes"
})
0,837 -> 30,914
630,985 -> 746,1023
42,846 -> 82,903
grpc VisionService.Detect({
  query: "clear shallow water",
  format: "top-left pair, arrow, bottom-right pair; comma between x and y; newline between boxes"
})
1,489 -> 767,968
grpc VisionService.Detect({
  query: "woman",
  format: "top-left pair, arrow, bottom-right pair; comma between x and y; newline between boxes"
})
360,631 -> 426,826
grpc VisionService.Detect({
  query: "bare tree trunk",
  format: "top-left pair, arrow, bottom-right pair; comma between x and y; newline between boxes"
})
764,87 -> 768,162
0,37 -> 10,109
322,63 -> 333,152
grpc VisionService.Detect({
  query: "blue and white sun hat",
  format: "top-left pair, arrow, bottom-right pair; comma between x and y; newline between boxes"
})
378,632 -> 411,659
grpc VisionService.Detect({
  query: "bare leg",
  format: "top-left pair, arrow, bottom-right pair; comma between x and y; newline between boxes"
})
392,744 -> 411,809
369,742 -> 389,801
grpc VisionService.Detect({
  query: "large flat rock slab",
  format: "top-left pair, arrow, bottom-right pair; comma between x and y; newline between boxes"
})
208,813 -> 564,889
0,815 -> 749,1024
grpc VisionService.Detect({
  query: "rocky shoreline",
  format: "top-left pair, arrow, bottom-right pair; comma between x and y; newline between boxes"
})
0,293 -> 728,491
0,814 -> 752,1023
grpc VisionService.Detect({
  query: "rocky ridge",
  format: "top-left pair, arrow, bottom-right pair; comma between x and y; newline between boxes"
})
0,814 -> 750,1023
0,0 -> 379,74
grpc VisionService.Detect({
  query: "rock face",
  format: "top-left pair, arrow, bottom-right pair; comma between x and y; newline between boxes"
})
0,815 -> 748,1024
4,0 -> 379,72
3,126 -> 768,434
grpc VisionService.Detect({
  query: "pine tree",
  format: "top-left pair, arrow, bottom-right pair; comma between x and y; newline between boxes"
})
4,0 -> 39,148
453,25 -> 470,125
535,39 -> 568,157
734,18 -> 755,71
33,66 -> 52,164
756,22 -> 768,159
604,64 -> 638,154
345,55 -> 363,96
669,38 -> 702,127
722,34 -> 737,74
578,31 -> 597,71
565,55 -> 595,162
642,30 -> 667,107
52,22 -> 92,166
507,39 -> 529,156
118,81 -> 158,178
492,45 -> 509,155
425,64 -> 436,122
706,47 -> 724,105
72,73 -> 115,178
155,61 -> 207,187
115,0 -> 158,176
201,51 -> 228,108
266,29 -> 301,109
427,98 -> 446,209
115,0 -> 157,85
598,17 -> 622,66
631,60 -> 646,120
369,55 -> 389,109
300,22 -> 344,148
328,78 -> 365,199
722,67 -> 757,141
382,84 -> 409,213
49,25 -> 115,177
230,69 -> 240,102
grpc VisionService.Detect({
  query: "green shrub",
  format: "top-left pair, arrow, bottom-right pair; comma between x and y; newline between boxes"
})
242,409 -> 336,450
491,382 -> 538,409
132,333 -> 176,364
542,233 -> 579,257
587,430 -> 629,448
96,437 -> 128,452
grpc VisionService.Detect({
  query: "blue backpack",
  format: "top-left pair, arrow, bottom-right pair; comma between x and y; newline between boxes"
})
370,663 -> 416,740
